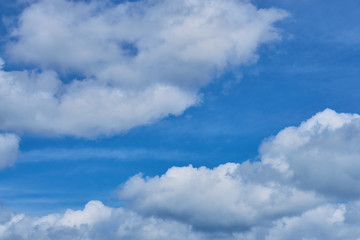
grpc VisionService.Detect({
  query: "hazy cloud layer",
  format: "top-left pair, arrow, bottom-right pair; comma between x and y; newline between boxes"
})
0,0 -> 287,137
0,133 -> 20,169
1,109 -> 360,239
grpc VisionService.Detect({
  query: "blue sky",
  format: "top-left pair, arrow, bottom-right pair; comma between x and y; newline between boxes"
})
0,0 -> 360,239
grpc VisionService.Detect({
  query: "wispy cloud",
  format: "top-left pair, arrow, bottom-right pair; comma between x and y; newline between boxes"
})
0,133 -> 20,169
19,147 -> 198,163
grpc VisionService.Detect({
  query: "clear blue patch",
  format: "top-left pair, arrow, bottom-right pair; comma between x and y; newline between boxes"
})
120,41 -> 139,57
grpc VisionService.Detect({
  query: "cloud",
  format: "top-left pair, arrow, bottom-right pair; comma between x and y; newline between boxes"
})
20,147 -> 195,162
0,0 -> 287,137
0,63 -> 197,137
119,163 -> 322,232
1,201 -> 360,240
117,108 -> 360,235
232,202 -> 360,240
0,133 -> 20,169
260,108 -> 360,199
1,109 -> 360,239
0,201 -> 207,240
265,202 -> 360,240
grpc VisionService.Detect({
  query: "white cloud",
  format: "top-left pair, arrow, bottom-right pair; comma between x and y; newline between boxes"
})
0,0 -> 287,137
119,163 -> 322,232
0,201 -> 207,240
117,108 -> 360,235
1,109 -> 360,238
34,201 -> 112,228
1,201 -> 360,240
260,108 -> 360,199
21,147 -> 194,162
0,133 -> 20,169
0,63 -> 197,137
265,202 -> 360,240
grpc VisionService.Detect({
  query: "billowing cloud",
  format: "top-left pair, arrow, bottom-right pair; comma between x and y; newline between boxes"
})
0,201 -> 207,240
0,0 -> 287,137
1,109 -> 360,239
0,133 -> 20,169
233,202 -> 360,240
119,163 -> 322,232
117,108 -> 360,236
0,201 -> 360,240
265,202 -> 360,240
0,62 -> 196,137
260,108 -> 360,199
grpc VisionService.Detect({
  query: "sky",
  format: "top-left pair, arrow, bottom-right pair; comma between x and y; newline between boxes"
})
0,0 -> 360,239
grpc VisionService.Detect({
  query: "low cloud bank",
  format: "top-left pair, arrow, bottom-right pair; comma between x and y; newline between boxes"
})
1,109 -> 360,239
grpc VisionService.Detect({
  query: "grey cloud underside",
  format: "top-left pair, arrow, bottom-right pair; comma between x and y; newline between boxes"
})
1,201 -> 360,240
2,109 -> 360,239
119,163 -> 323,232
0,0 -> 287,137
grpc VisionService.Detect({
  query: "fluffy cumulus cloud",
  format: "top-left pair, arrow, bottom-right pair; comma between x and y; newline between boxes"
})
264,203 -> 360,240
0,201 -> 207,240
1,109 -> 360,239
2,201 -> 360,240
119,163 -> 322,232
117,108 -> 360,238
260,108 -> 360,199
235,202 -> 360,240
2,0 -> 360,239
0,0 -> 288,137
0,133 -> 20,169
0,62 -> 196,137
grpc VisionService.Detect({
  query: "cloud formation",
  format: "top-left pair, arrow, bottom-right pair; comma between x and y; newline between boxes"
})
1,201 -> 360,240
0,61 -> 197,137
260,108 -> 360,199
0,0 -> 287,137
118,108 -> 360,237
264,203 -> 360,240
1,109 -> 360,239
2,1 -> 359,238
0,201 -> 206,240
0,133 -> 20,169
120,163 -> 322,232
